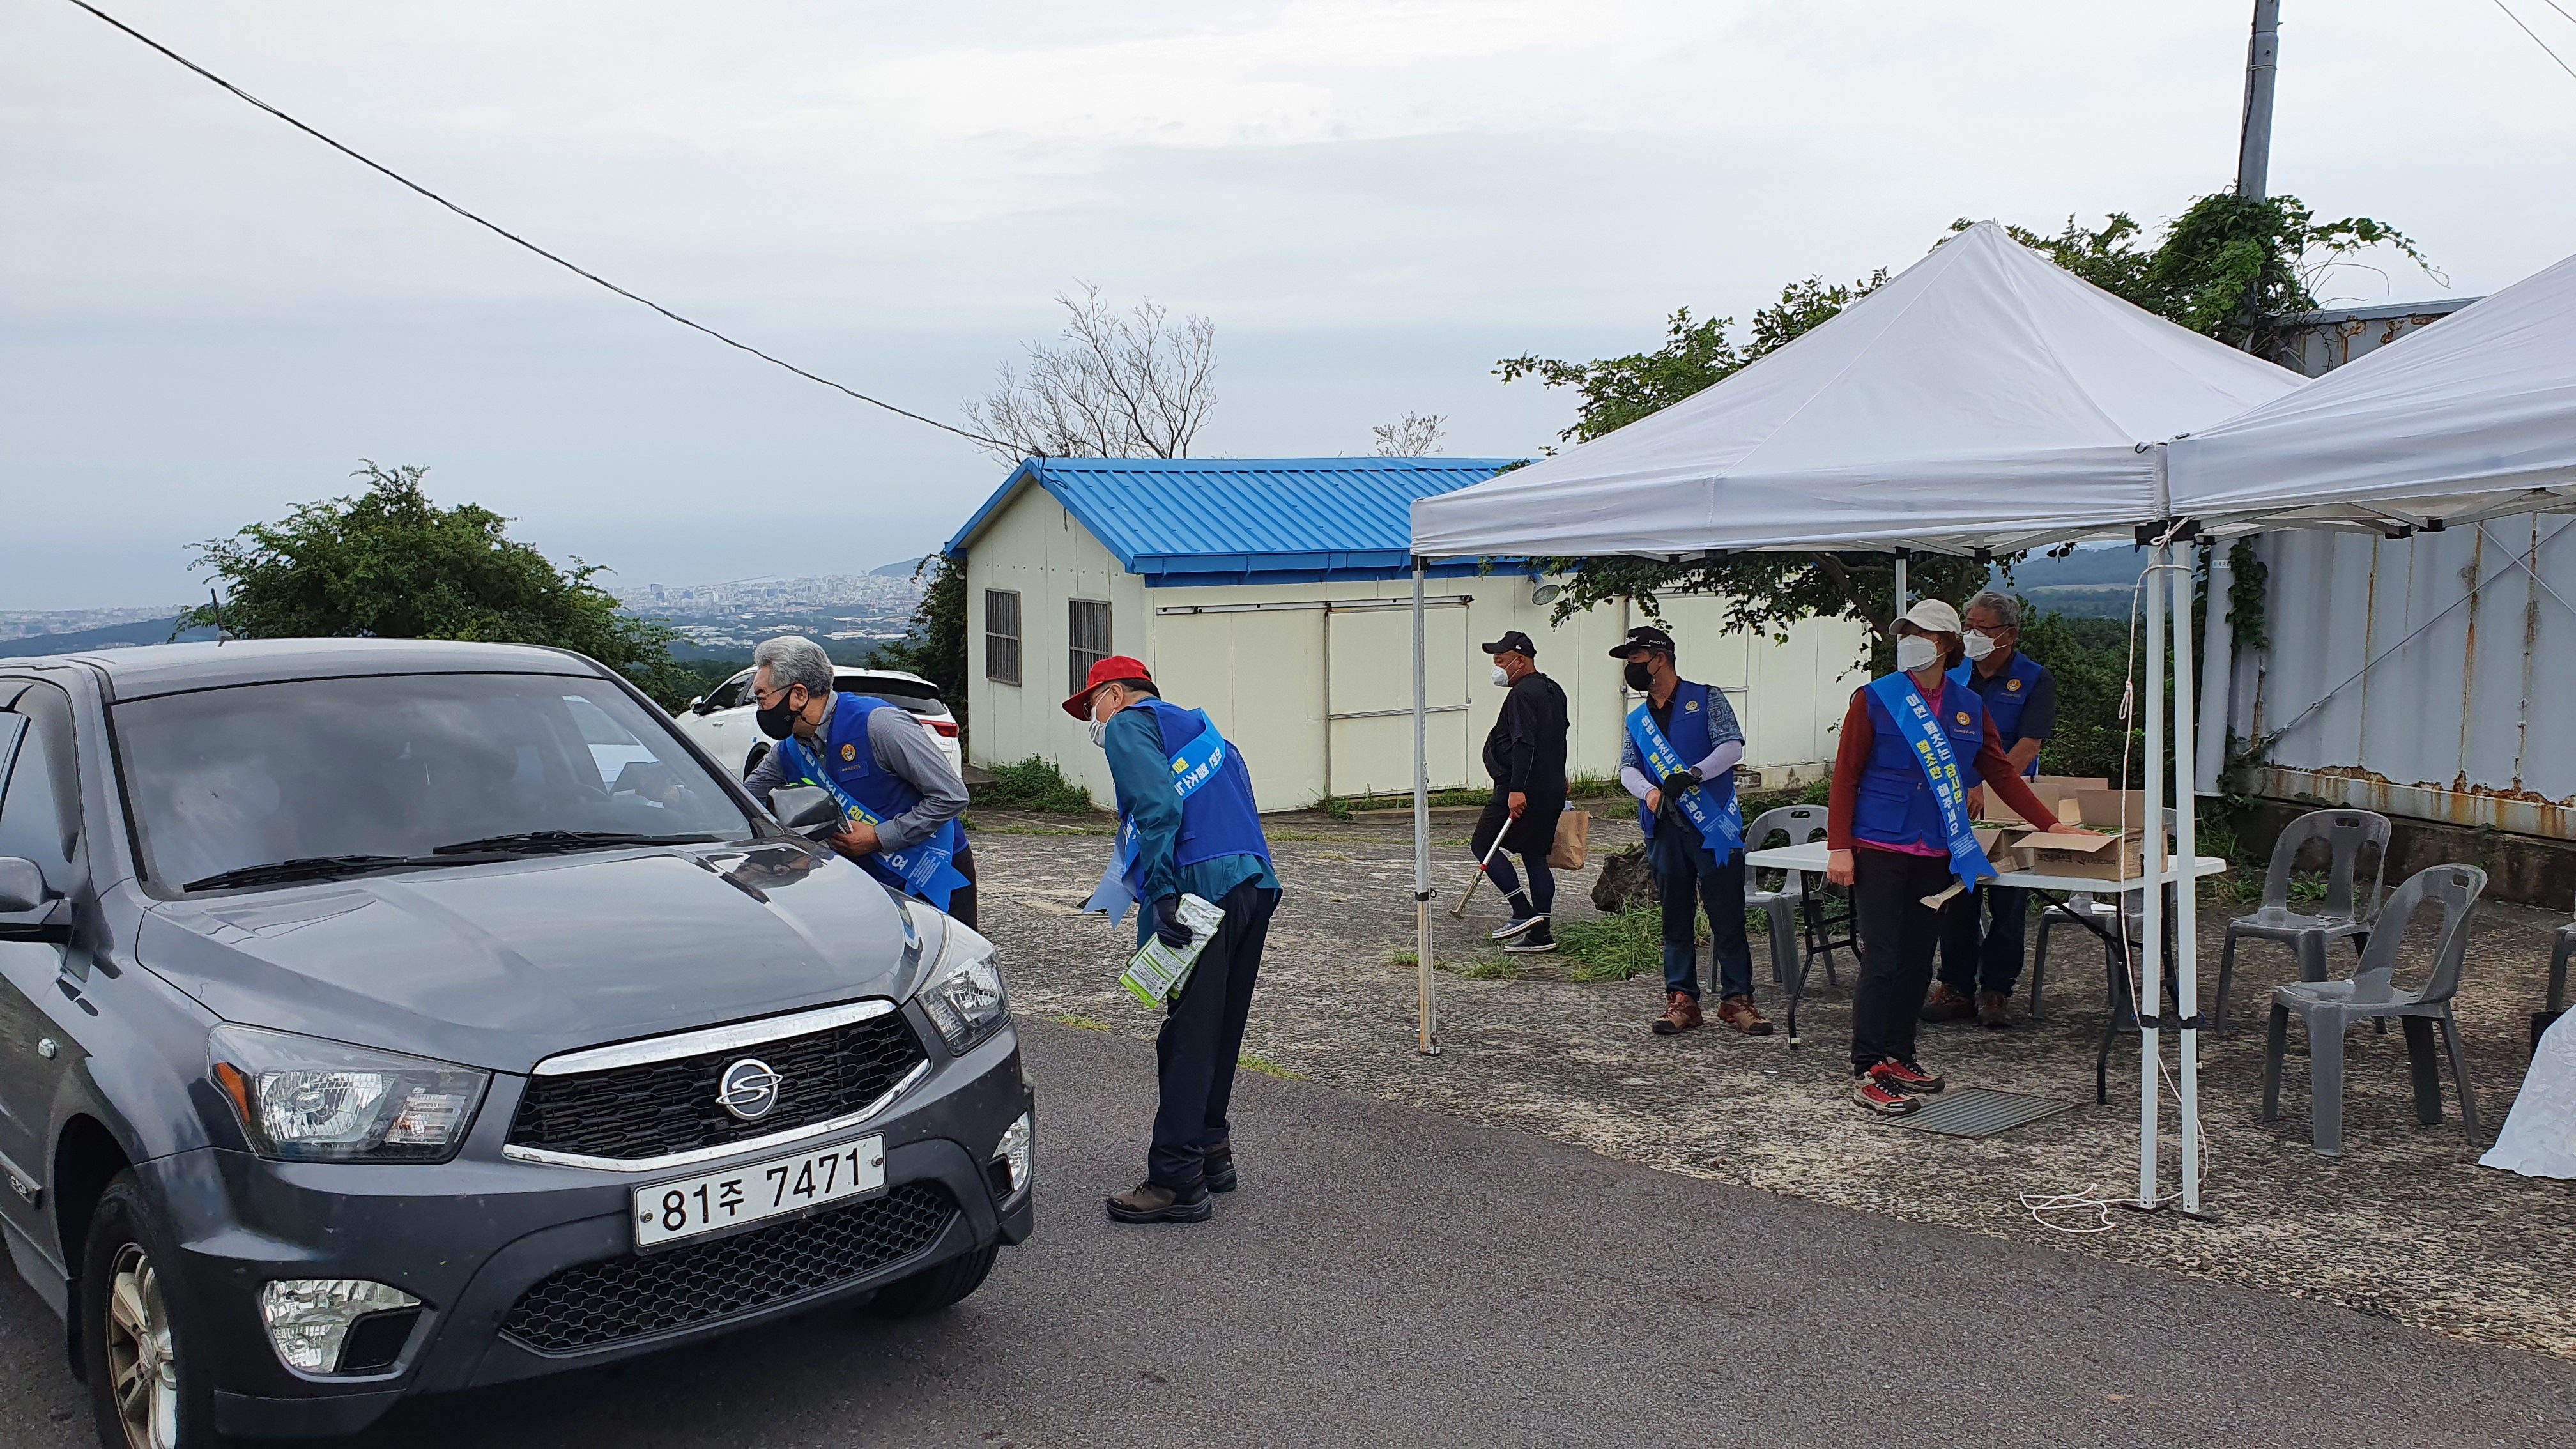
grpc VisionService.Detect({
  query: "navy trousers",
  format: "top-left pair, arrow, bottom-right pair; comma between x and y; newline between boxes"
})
1150,878 -> 1280,1190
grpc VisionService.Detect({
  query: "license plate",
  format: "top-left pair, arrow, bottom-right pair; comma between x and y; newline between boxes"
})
632,1137 -> 885,1250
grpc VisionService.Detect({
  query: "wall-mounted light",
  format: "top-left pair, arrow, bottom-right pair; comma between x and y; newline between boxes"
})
1531,582 -> 1561,607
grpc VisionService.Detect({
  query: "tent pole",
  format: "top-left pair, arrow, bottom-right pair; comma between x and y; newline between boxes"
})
1893,551 -> 1909,620
1412,557 -> 1439,1055
2138,541 -> 2166,1211
2194,543 -> 2234,796
2170,553 -> 2204,1216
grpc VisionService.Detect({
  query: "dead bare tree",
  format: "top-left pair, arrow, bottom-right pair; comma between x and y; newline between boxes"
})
963,284 -> 1218,461
1370,412 -> 1446,457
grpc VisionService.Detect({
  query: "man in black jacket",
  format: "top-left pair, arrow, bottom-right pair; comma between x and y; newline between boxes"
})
1471,631 -> 1571,953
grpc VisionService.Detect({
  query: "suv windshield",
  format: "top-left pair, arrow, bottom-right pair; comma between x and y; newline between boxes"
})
116,671 -> 757,891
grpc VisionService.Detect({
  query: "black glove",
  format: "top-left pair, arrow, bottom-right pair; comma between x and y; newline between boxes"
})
1151,895 -> 1195,950
1659,767 -> 1703,796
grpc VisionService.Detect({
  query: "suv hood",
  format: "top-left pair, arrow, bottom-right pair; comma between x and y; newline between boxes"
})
135,843 -> 927,1072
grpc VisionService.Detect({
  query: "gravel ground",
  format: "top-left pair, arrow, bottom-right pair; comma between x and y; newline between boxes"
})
967,802 -> 2576,1360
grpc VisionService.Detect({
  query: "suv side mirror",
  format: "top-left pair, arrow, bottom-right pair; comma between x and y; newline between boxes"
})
687,695 -> 709,714
0,857 -> 45,913
766,786 -> 843,835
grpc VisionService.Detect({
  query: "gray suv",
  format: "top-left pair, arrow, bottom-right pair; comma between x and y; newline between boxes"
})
0,640 -> 1032,1448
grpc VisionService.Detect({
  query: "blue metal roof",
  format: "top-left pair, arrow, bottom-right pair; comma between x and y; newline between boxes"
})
944,456 -> 1526,586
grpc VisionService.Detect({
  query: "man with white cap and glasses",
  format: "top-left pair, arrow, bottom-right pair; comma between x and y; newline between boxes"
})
1923,589 -> 2057,1029
1823,600 -> 2064,1115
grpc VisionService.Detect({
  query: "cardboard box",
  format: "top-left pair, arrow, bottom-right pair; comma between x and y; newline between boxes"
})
2012,828 -> 2144,882
1972,824 -> 2034,859
1979,774 -> 2108,827
2067,788 -> 2153,835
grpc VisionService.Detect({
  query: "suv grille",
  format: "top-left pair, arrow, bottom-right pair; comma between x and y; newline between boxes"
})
500,1184 -> 956,1353
509,1010 -> 927,1162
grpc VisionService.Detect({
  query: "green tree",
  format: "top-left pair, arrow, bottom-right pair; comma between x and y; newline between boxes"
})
180,462 -> 697,709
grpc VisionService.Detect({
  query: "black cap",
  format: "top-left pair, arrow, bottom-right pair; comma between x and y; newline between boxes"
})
1609,625 -> 1676,657
1480,630 -> 1537,659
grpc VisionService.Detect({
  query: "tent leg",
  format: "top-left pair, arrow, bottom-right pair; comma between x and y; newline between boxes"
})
1412,558 -> 1439,1056
2170,555 -> 2204,1216
1893,553 -> 1908,621
2137,543 -> 2166,1211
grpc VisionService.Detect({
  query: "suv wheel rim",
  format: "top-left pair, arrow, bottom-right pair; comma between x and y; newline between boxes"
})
104,1243 -> 179,1449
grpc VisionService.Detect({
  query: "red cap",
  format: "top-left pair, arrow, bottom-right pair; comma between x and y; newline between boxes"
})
1062,656 -> 1154,719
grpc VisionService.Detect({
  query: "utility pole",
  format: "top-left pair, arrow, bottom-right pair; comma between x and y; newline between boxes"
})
2235,0 -> 2280,199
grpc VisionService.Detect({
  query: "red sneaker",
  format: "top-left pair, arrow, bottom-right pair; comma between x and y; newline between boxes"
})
1854,1076 -> 1919,1115
1869,1059 -> 1947,1094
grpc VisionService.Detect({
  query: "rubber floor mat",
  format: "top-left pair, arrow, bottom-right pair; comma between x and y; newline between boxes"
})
1889,1087 -> 2072,1138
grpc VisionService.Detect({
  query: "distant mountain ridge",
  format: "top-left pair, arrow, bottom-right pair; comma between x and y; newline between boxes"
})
0,615 -> 218,657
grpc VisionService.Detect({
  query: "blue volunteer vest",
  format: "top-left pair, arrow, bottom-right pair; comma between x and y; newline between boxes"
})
1627,680 -> 1741,857
776,694 -> 970,911
1947,650 -> 2045,779
1081,698 -> 1269,924
1855,673 -> 1995,886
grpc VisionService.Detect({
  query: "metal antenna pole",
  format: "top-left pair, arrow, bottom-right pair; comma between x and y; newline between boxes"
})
2236,0 -> 2281,201
1412,558 -> 1439,1055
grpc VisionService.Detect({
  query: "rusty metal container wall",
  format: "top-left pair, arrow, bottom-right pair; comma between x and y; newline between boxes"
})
2237,513 -> 2576,839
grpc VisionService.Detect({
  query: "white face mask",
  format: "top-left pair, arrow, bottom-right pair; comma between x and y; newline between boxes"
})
1085,717 -> 1108,748
1963,631 -> 2000,662
1491,664 -> 1512,687
1896,635 -> 1941,673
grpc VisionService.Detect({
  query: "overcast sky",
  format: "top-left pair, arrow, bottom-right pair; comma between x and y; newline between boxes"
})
6,0 -> 2573,611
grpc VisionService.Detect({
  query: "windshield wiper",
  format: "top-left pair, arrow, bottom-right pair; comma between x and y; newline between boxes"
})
183,855 -> 462,891
428,830 -> 726,857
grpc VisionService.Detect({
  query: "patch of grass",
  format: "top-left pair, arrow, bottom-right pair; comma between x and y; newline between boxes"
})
1459,956 -> 1520,980
1567,770 -> 1626,799
1052,1014 -> 1115,1031
1315,793 -> 1355,820
1388,947 -> 1419,967
972,755 -> 1094,812
1238,1053 -> 1307,1080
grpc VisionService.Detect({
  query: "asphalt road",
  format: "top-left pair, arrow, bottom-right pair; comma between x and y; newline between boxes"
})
4,1019 -> 2572,1448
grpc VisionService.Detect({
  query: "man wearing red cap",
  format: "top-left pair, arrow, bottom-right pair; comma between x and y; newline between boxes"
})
1065,657 -> 1280,1225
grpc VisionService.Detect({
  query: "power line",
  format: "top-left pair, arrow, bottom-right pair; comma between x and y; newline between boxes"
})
56,0 -> 1013,453
2492,0 -> 2576,82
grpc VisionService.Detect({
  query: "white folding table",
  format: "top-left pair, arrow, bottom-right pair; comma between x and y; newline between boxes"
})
1744,841 -> 2228,1103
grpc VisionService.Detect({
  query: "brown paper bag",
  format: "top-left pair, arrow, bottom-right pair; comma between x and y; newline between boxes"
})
1549,805 -> 1591,871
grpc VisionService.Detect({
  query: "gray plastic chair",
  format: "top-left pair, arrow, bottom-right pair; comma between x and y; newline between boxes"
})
2214,809 -> 2391,1033
2260,862 -> 2486,1158
1744,805 -> 1831,988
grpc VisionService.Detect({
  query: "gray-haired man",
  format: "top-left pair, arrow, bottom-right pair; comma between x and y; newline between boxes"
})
741,636 -> 979,926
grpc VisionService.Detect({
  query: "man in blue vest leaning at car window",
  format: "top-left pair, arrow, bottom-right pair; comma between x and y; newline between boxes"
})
1615,625 -> 1771,1039
1070,656 -> 1280,1227
1922,590 -> 2057,1029
742,634 -> 977,924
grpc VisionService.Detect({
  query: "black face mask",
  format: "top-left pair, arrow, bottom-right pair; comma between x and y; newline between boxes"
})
755,691 -> 800,741
1623,660 -> 1654,691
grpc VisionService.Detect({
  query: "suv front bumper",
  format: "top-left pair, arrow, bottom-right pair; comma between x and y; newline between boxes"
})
142,1021 -> 1031,1441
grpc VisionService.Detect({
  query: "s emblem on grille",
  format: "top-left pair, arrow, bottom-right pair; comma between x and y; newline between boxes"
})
715,1058 -> 784,1121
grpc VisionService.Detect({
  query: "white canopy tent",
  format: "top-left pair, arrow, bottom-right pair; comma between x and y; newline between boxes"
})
1412,222 -> 2303,560
2168,246 -> 2576,533
1401,222 -> 2308,1216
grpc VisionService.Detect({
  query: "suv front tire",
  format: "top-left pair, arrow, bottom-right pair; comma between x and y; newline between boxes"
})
82,1170 -> 217,1449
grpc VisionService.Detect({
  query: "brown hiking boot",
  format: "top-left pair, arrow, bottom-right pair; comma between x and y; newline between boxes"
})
1652,990 -> 1703,1035
1715,995 -> 1775,1036
1977,991 -> 2012,1029
1919,983 -> 1977,1023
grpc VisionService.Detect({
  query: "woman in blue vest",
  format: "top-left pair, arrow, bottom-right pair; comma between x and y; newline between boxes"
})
742,635 -> 976,923
1824,601 -> 2064,1116
1068,656 -> 1280,1226
1925,590 -> 2058,1029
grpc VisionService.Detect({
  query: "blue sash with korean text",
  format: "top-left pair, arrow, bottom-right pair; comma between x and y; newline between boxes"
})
1080,709 -> 1230,925
1625,702 -> 1742,857
1866,673 -> 1995,888
778,734 -> 970,910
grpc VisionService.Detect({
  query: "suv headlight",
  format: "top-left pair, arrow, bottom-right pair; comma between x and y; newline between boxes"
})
209,1025 -> 489,1163
907,901 -> 1008,1055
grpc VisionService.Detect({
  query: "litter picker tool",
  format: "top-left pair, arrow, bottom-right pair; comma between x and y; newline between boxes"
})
1449,829 -> 1512,919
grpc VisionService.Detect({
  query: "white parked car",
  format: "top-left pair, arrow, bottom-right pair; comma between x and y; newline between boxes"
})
673,665 -> 964,781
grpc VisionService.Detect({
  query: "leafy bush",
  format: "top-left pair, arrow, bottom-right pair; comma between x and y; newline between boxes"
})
974,756 -> 1092,811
